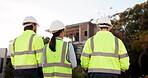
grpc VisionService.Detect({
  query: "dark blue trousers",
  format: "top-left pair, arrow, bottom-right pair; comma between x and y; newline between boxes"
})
14,68 -> 43,78
88,72 -> 121,78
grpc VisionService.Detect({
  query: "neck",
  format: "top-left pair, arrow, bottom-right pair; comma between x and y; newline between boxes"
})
98,27 -> 110,31
56,36 -> 63,39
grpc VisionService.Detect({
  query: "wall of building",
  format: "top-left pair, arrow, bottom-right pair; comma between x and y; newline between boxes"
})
89,23 -> 97,37
65,22 -> 97,42
65,25 -> 79,41
80,24 -> 87,41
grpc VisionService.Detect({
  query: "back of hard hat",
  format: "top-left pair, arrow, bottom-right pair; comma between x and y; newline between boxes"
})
98,17 -> 112,28
50,20 -> 65,33
23,16 -> 38,25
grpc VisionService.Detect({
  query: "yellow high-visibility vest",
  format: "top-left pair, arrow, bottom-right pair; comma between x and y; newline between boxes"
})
81,31 -> 130,74
11,30 -> 44,69
42,39 -> 72,78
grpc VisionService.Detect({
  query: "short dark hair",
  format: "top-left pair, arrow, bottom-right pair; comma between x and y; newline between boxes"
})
23,22 -> 37,31
100,27 -> 109,29
24,25 -> 33,31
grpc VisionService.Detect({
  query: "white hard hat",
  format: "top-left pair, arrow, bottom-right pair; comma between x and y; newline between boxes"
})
98,17 -> 112,28
23,16 -> 38,25
50,20 -> 65,33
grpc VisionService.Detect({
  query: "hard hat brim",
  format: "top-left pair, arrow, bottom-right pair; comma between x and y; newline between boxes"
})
46,28 -> 66,33
23,22 -> 39,27
97,23 -> 112,28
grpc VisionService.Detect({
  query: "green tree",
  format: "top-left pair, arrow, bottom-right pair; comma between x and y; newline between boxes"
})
111,1 -> 148,77
42,37 -> 50,45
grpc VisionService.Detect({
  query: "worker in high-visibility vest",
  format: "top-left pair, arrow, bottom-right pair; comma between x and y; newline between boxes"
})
42,20 -> 77,78
11,16 -> 44,78
80,17 -> 130,78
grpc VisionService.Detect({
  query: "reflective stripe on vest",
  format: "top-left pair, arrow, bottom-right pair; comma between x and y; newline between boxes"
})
88,68 -> 120,74
13,65 -> 38,69
43,73 -> 71,77
43,63 -> 71,68
82,37 -> 128,59
11,49 -> 43,57
12,34 -> 43,69
43,42 -> 72,77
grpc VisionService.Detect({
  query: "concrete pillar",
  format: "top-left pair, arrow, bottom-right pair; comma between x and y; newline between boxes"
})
87,23 -> 90,38
0,48 -> 7,78
79,25 -> 81,42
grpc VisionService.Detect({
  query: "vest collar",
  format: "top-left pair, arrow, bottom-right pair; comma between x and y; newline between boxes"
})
23,30 -> 36,34
56,37 -> 63,40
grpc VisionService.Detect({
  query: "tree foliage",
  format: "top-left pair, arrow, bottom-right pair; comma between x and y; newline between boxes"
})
111,1 -> 148,77
111,1 -> 148,50
42,37 -> 50,45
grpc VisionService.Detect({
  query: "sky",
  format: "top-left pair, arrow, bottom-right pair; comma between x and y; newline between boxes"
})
0,0 -> 147,48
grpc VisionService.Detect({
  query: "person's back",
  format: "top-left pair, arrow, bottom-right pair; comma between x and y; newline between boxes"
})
42,20 -> 77,78
81,17 -> 130,78
13,30 -> 43,68
43,39 -> 72,78
88,31 -> 122,72
11,16 -> 44,78
44,39 -> 68,64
